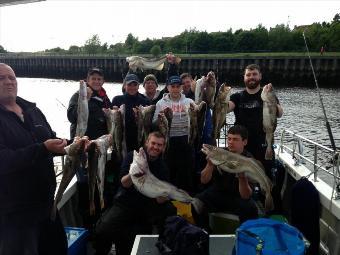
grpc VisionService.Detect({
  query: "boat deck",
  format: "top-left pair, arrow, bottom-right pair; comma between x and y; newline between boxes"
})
131,235 -> 236,255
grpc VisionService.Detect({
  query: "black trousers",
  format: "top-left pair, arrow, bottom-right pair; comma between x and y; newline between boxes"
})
93,200 -> 177,255
166,136 -> 194,193
0,211 -> 67,255
193,188 -> 258,232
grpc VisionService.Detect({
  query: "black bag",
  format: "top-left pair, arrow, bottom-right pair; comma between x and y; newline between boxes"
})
156,216 -> 209,255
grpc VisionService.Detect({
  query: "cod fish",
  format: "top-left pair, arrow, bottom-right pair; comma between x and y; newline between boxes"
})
119,104 -> 127,160
212,83 -> 232,141
134,105 -> 156,148
87,142 -> 99,216
196,101 -> 207,146
195,72 -> 216,108
261,85 -> 277,160
201,144 -> 274,212
126,55 -> 181,72
188,103 -> 198,147
158,113 -> 169,143
133,106 -> 144,148
103,107 -> 125,162
129,148 -> 193,203
52,137 -> 87,220
188,102 -> 207,147
75,81 -> 89,137
96,135 -> 112,209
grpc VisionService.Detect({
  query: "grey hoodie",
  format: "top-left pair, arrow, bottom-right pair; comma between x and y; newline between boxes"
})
153,93 -> 194,137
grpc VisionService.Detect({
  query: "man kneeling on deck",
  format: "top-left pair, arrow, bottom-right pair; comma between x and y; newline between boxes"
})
191,125 -> 258,232
93,131 -> 176,255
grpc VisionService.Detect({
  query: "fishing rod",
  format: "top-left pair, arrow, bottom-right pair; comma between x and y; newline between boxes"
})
302,31 -> 337,152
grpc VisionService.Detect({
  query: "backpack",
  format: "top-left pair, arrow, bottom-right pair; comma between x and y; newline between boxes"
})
235,218 -> 306,255
156,215 -> 209,255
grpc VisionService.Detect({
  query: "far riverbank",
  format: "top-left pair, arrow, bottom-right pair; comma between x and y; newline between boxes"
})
1,53 -> 339,87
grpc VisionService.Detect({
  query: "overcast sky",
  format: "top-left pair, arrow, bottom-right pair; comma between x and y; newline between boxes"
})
0,0 -> 339,52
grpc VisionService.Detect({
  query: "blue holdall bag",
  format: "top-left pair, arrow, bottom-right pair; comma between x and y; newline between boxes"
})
235,218 -> 306,255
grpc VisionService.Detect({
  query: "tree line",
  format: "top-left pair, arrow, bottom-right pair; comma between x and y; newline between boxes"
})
1,14 -> 339,56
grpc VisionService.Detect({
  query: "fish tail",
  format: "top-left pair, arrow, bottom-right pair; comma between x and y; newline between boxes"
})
265,193 -> 274,212
265,146 -> 273,160
89,202 -> 96,216
265,132 -> 274,160
100,198 -> 105,210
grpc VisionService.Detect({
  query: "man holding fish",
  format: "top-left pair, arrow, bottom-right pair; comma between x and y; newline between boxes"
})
228,64 -> 284,212
192,125 -> 259,232
93,132 -> 176,255
67,67 -> 112,229
0,63 -> 68,255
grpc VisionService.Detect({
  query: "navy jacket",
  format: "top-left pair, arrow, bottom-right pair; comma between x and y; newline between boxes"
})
0,97 -> 56,221
112,93 -> 150,153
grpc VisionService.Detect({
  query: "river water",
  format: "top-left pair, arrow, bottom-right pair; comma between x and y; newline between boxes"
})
17,78 -> 340,182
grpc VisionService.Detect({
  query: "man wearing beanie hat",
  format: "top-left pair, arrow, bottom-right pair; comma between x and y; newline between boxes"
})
143,74 -> 161,104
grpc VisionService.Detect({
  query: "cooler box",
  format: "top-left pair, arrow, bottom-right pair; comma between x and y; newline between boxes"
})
65,227 -> 88,255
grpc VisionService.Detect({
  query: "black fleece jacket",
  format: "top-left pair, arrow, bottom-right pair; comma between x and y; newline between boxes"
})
112,93 -> 150,152
0,97 -> 56,220
67,90 -> 111,139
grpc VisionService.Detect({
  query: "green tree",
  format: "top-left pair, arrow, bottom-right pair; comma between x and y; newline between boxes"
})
68,45 -> 81,54
84,34 -> 102,54
0,45 -> 6,53
150,45 -> 161,57
125,33 -> 138,52
45,47 -> 66,53
252,24 -> 269,51
268,24 -> 292,51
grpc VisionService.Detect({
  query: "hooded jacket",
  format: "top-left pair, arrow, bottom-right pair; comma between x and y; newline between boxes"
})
0,97 -> 56,221
153,93 -> 194,137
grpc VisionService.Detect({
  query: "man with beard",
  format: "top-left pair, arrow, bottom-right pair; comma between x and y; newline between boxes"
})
228,64 -> 283,212
93,132 -> 176,255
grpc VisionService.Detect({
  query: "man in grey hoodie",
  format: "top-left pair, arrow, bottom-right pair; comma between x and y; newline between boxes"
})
153,75 -> 195,192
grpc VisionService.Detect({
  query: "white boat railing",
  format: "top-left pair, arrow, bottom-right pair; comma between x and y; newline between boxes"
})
277,129 -> 340,198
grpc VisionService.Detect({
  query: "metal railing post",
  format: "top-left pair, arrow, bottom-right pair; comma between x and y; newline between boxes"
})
314,145 -> 318,182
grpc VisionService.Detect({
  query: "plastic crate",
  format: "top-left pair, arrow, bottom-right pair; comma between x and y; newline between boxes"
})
65,227 -> 88,255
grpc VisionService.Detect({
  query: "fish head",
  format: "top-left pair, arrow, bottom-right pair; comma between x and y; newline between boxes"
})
261,84 -> 276,103
134,148 -> 149,174
201,144 -> 220,157
201,144 -> 233,165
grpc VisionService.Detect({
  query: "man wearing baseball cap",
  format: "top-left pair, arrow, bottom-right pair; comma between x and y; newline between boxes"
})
112,73 -> 150,155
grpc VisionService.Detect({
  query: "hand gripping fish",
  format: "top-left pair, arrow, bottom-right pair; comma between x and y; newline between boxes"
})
212,83 -> 232,141
51,137 -> 87,220
261,84 -> 277,160
201,144 -> 274,212
126,55 -> 180,72
129,148 -> 193,203
75,81 -> 89,137
195,72 -> 217,108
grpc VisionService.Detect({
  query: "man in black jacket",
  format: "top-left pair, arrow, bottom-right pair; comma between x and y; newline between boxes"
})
0,63 -> 68,255
93,132 -> 176,255
112,73 -> 150,155
67,67 -> 113,228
